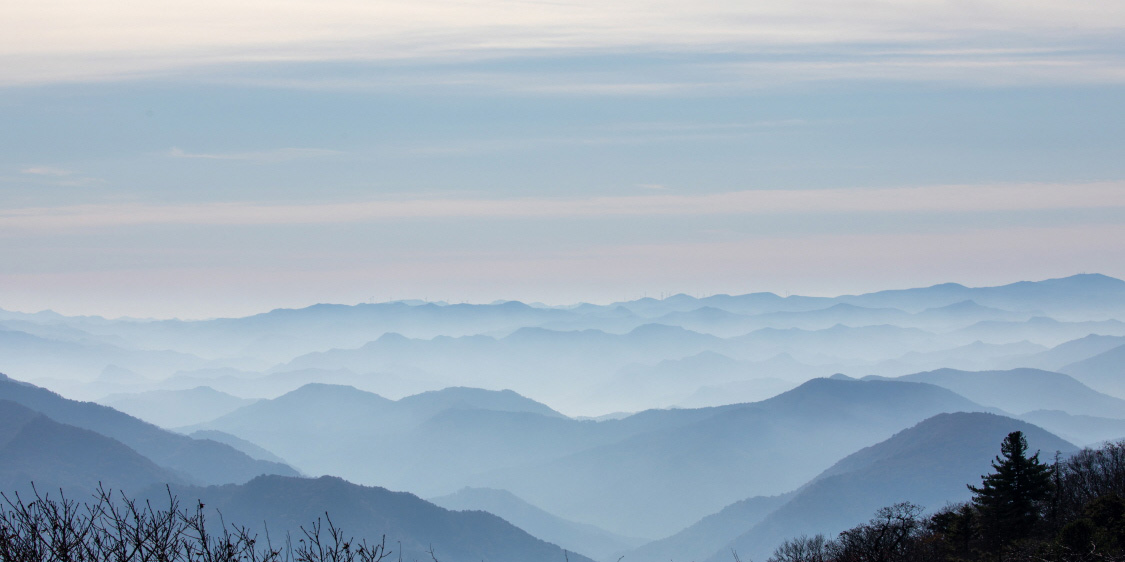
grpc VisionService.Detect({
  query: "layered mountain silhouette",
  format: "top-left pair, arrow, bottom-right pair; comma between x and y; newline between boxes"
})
468,378 -> 987,538
150,475 -> 594,562
1,385 -> 595,562
1060,343 -> 1125,397
700,412 -> 1076,562
191,377 -> 988,538
5,274 -> 1123,416
834,273 -> 1125,316
188,429 -> 291,464
1009,334 -> 1125,371
0,328 -> 209,386
0,373 -> 297,484
0,400 -> 183,495
950,317 -> 1125,347
4,274 -> 1125,562
1017,410 -> 1125,446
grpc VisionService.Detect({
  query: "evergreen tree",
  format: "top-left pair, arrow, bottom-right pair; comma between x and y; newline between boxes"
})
968,431 -> 1054,559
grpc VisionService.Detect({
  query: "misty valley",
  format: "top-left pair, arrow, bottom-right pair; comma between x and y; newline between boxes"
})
5,273 -> 1125,561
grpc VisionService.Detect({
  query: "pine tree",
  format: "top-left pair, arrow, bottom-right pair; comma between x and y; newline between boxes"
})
968,431 -> 1054,559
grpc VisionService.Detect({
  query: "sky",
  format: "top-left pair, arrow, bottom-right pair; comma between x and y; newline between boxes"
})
1,0 -> 1124,319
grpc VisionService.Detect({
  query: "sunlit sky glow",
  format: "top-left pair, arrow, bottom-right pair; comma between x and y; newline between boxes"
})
2,0 -> 1124,318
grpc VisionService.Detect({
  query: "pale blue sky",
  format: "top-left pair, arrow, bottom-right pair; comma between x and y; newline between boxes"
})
1,0 -> 1124,318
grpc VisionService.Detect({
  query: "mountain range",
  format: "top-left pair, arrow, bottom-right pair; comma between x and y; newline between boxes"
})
0,372 -> 297,485
190,377 -> 988,538
3,274 -> 1125,562
0,376 -> 601,562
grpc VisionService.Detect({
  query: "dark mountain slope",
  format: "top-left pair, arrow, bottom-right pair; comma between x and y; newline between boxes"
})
0,373 -> 297,484
711,412 -> 1076,562
0,400 -> 182,494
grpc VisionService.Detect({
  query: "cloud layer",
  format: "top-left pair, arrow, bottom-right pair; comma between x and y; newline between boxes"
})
2,182 -> 1122,232
2,0 -> 1124,86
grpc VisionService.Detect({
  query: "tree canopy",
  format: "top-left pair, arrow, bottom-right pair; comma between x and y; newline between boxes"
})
967,430 -> 1054,553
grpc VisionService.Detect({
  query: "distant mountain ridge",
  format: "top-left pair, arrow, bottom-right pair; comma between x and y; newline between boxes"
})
834,273 -> 1125,316
869,368 -> 1125,419
3,273 -> 1124,562
1024,334 -> 1125,371
1061,343 -> 1125,397
624,492 -> 794,562
98,386 -> 256,428
4,273 -> 1123,416
430,487 -> 644,560
605,274 -> 1125,317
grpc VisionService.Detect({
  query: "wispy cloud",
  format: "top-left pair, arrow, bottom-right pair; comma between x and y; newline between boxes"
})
393,119 -> 816,156
21,167 -> 73,176
11,166 -> 105,188
163,46 -> 1125,96
3,181 -> 1123,232
166,147 -> 342,162
710,51 -> 1125,87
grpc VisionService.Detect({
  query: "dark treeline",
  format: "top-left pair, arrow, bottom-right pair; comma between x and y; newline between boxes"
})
0,486 -> 395,562
766,433 -> 1125,562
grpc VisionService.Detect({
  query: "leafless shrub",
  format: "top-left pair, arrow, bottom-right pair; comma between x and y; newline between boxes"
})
0,484 -> 392,562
